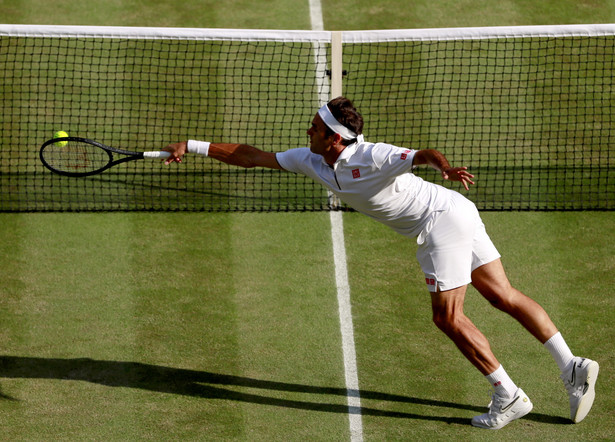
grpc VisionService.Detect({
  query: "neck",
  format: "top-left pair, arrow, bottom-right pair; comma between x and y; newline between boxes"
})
322,145 -> 345,166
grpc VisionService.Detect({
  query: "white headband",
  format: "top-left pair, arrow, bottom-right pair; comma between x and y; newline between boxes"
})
317,104 -> 358,140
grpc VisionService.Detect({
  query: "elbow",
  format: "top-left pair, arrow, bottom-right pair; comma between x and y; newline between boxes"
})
237,145 -> 272,168
415,149 -> 446,170
238,154 -> 258,169
238,144 -> 260,168
412,149 -> 429,166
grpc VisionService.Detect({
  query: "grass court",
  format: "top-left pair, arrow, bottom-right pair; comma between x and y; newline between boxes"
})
1,0 -> 614,440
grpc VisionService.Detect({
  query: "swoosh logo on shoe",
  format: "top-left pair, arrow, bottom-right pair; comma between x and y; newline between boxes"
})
500,396 -> 520,413
570,359 -> 585,385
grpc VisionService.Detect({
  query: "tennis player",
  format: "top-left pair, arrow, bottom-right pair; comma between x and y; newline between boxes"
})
163,96 -> 599,430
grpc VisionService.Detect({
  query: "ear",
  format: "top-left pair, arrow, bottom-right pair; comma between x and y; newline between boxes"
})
331,132 -> 344,147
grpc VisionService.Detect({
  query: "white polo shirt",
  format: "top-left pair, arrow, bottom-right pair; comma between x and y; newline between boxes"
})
276,140 -> 454,238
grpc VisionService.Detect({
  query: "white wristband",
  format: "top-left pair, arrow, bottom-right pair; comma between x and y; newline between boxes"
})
187,140 -> 211,156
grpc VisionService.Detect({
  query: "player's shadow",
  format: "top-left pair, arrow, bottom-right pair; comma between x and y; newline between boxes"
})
0,356 -> 568,426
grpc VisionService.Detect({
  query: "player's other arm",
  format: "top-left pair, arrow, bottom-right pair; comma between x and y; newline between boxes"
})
412,148 -> 475,190
163,141 -> 283,170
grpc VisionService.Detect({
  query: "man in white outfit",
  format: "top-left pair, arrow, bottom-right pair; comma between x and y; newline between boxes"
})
163,96 -> 599,430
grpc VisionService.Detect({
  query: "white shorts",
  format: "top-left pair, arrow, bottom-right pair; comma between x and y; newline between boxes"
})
416,192 -> 500,292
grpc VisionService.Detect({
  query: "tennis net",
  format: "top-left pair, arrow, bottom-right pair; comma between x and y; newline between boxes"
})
1,24 -> 613,211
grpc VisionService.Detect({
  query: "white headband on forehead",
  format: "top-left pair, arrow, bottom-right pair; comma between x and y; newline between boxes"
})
317,104 -> 358,140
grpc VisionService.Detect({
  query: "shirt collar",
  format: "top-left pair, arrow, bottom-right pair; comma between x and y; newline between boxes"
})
320,135 -> 364,169
336,143 -> 357,164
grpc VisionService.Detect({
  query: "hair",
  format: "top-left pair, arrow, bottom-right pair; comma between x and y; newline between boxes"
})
325,96 -> 364,145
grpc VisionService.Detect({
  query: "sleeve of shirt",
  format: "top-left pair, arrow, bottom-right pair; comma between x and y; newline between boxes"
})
275,148 -> 314,174
371,143 -> 417,177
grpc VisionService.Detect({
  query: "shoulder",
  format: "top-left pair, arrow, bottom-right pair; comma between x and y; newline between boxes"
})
357,142 -> 415,169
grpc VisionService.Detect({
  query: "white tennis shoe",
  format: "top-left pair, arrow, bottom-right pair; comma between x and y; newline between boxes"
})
561,357 -> 599,423
471,388 -> 533,430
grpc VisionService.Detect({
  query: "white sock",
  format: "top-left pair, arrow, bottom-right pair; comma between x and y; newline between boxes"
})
485,365 -> 518,398
544,331 -> 575,373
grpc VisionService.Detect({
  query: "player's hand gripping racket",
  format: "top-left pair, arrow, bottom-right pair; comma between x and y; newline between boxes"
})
39,137 -> 171,177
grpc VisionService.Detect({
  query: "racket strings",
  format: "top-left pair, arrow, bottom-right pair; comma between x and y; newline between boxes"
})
43,141 -> 110,173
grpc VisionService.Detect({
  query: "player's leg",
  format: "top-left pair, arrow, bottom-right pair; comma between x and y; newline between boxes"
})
470,259 -> 557,343
430,285 -> 533,429
430,284 -> 499,375
417,193 -> 532,428
471,259 -> 599,423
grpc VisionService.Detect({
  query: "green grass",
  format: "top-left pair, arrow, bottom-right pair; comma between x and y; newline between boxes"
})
0,212 -> 351,440
1,211 -> 613,440
1,0 -> 615,440
327,0 -> 615,30
0,0 -> 311,29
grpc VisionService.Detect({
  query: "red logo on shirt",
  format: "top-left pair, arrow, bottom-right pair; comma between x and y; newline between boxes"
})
401,150 -> 411,160
352,168 -> 360,179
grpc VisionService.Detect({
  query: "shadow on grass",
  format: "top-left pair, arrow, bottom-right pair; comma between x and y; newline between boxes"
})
0,355 -> 569,426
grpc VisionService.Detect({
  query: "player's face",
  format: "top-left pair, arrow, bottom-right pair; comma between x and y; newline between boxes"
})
307,114 -> 334,156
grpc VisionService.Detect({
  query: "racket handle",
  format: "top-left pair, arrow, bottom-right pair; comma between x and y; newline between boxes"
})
143,151 -> 171,159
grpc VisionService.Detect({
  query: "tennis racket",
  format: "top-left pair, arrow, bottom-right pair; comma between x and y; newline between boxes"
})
40,137 -> 171,177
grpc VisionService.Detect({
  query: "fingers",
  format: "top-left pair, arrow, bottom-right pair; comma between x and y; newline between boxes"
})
164,154 -> 182,165
443,167 -> 475,190
458,171 -> 475,191
163,141 -> 187,165
460,170 -> 475,187
457,167 -> 475,179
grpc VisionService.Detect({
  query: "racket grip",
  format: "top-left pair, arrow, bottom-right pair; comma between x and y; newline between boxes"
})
143,151 -> 172,159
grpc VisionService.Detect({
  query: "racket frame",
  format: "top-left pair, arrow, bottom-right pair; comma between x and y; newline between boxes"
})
40,136 -> 165,177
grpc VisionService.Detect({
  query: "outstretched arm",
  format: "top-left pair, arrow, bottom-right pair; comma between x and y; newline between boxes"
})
163,141 -> 283,170
412,149 -> 475,190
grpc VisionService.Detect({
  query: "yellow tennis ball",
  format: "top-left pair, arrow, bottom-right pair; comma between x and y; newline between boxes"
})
53,130 -> 68,147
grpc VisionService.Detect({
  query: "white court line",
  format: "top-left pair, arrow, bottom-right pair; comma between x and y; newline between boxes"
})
329,211 -> 364,441
308,1 -> 364,440
309,0 -> 324,31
